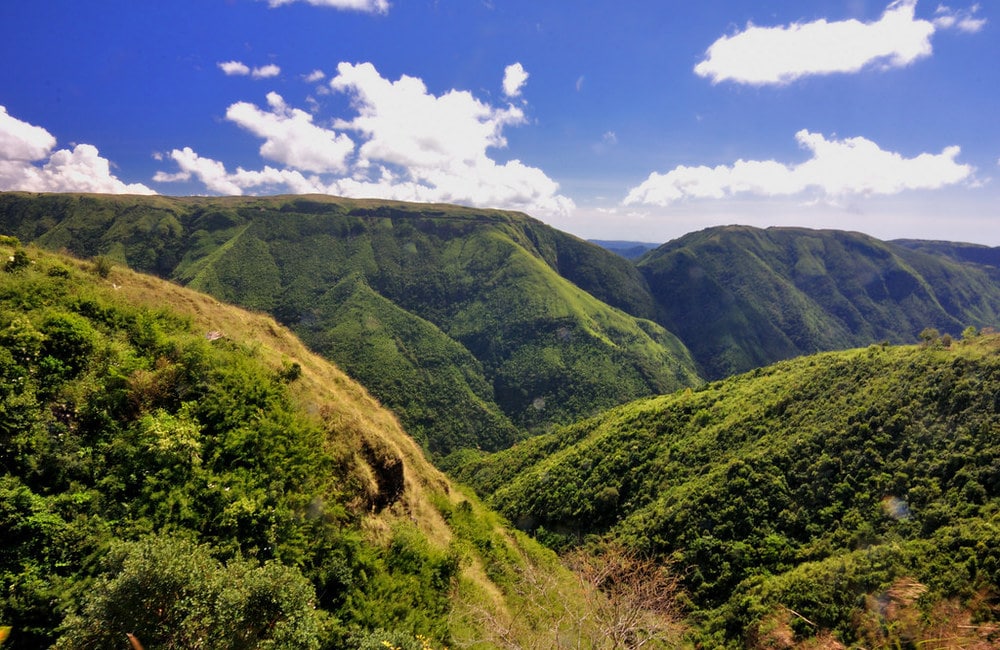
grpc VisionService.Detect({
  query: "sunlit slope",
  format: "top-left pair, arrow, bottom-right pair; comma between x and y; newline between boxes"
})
0,241 -> 591,649
639,225 -> 1000,379
458,334 -> 1000,646
0,192 -> 700,451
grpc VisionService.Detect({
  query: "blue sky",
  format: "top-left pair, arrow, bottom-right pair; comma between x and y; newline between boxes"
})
1,0 -> 998,244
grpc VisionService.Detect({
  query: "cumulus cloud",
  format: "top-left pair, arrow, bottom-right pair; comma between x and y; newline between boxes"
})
0,106 -> 57,161
0,106 -> 154,194
153,147 -> 322,194
502,63 -> 529,98
330,62 -> 525,170
262,0 -> 389,13
154,63 -> 573,217
218,61 -> 251,76
933,3 -> 987,32
304,69 -> 326,83
252,64 -> 281,79
695,0 -> 983,85
218,61 -> 282,79
623,130 -> 973,206
327,62 -> 572,215
225,92 -> 354,173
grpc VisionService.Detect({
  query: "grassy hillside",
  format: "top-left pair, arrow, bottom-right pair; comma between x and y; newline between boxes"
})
0,192 -> 699,455
0,240 -> 616,649
457,333 -> 1000,647
639,225 -> 1000,379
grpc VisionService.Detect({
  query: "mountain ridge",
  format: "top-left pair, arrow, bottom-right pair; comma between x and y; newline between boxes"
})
0,238 -> 607,649
0,192 -> 700,455
3,192 -> 1000,441
639,224 -> 1000,378
5,193 -> 1000,646
455,332 -> 1000,647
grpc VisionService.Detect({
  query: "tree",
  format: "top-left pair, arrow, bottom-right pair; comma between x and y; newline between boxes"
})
56,534 -> 322,650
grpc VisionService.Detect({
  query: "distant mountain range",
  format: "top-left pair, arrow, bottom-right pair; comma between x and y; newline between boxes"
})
638,225 -> 1000,379
0,193 -> 699,457
892,238 -> 1000,269
588,239 -> 659,260
0,192 -> 1000,446
2,193 -> 999,450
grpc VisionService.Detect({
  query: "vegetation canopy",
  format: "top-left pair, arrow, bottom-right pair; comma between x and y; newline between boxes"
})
0,241 -> 608,649
3,193 -> 1000,648
0,193 -> 700,458
459,332 -> 1000,647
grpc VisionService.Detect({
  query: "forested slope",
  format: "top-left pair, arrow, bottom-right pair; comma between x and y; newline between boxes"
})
0,239 -> 600,649
893,238 -> 1000,269
638,225 -> 1000,379
456,333 -> 1000,647
0,192 -> 699,456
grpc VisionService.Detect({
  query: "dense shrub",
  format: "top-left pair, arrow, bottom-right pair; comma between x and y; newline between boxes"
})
0,247 -> 468,648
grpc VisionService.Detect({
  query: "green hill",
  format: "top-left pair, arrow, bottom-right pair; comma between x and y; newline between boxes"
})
0,192 -> 699,456
638,225 -> 1000,379
456,332 -> 1000,647
0,240 -> 622,649
893,238 -> 1000,270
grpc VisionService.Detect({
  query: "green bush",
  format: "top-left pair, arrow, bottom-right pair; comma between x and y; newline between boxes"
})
56,534 -> 323,650
92,255 -> 114,278
4,249 -> 30,273
0,252 -> 472,646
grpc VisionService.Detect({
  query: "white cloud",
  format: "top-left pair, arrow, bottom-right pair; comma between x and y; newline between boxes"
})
0,106 -> 56,160
327,62 -> 572,215
0,106 -> 154,194
624,130 -> 973,206
155,63 -> 573,217
218,61 -> 282,79
225,92 -> 355,173
37,145 -> 157,194
934,4 -> 987,32
153,147 -> 323,195
502,62 -> 529,98
304,69 -> 326,83
218,61 -> 251,76
694,0 -> 982,85
252,64 -> 281,79
152,147 -> 242,194
262,0 -> 389,13
330,62 -> 525,169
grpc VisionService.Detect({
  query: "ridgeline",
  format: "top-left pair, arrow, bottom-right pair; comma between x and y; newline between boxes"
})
456,332 -> 1000,646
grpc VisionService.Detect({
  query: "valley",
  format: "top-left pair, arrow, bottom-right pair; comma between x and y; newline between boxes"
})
2,192 -> 1000,648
